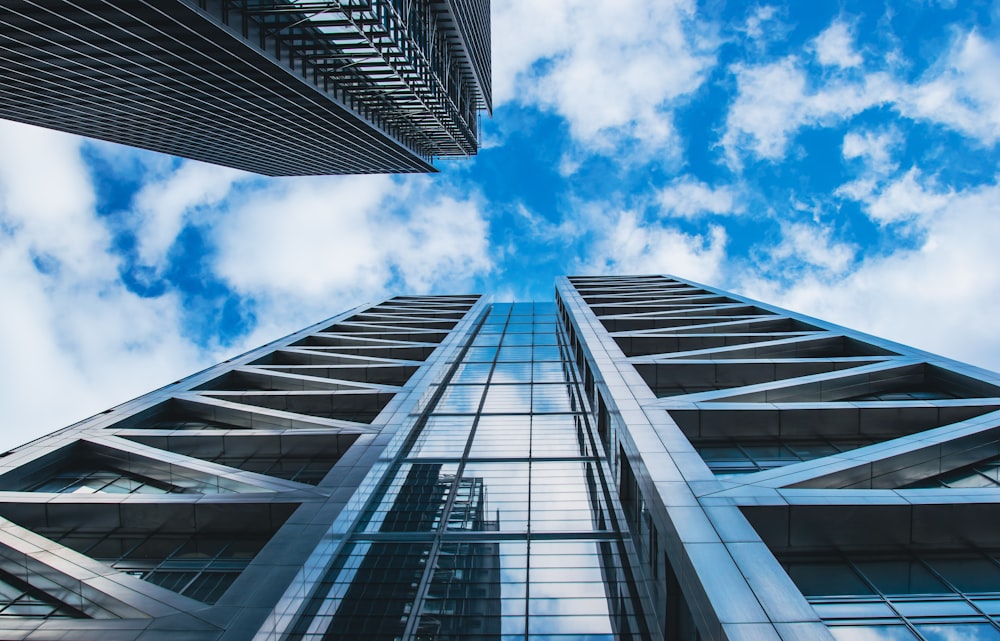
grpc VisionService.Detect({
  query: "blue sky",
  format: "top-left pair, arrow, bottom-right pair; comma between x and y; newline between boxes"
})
1,0 -> 1000,448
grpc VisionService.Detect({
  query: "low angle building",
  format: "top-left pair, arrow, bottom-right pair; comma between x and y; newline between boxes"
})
0,0 -> 491,175
0,275 -> 998,640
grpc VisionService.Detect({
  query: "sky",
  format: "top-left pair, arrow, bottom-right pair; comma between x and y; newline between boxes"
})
1,0 -> 1000,450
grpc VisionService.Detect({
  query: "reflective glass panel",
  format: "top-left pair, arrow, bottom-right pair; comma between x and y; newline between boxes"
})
291,303 -> 650,640
915,623 -> 1000,641
828,625 -> 920,641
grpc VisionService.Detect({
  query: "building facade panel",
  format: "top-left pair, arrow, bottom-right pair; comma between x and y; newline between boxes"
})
0,0 -> 491,175
556,275 -> 1000,641
3,277 -> 1000,640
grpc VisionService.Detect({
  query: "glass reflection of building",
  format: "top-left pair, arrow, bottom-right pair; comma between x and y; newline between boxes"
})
1,276 -> 1000,641
279,302 -> 647,640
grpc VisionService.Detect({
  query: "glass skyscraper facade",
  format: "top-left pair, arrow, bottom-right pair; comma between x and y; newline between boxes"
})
277,303 -> 648,640
1,275 -> 1000,641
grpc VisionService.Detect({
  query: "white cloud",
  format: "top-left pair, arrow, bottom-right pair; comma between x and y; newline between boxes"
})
842,127 -> 902,175
723,25 -> 1000,167
493,0 -> 715,153
743,5 -> 780,42
384,194 -> 493,292
812,21 -> 863,68
576,208 -> 727,281
658,179 -> 741,218
862,169 -> 953,224
722,57 -> 894,164
130,161 -> 245,272
766,221 -> 857,274
0,123 -> 496,450
513,203 -> 580,242
0,121 -> 208,451
739,179 -> 1000,371
837,168 -> 953,225
898,30 -> 1000,145
210,175 -> 493,340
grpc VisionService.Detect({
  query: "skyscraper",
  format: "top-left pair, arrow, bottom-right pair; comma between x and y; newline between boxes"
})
1,275 -> 1000,641
0,0 -> 491,176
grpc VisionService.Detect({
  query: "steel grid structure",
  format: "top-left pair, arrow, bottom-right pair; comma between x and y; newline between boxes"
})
0,0 -> 491,176
0,294 -> 484,639
557,275 -> 1000,641
2,277 -> 1000,640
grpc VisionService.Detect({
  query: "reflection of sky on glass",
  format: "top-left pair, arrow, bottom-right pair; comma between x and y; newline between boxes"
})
829,625 -> 920,641
502,332 -> 534,346
498,345 -> 534,361
532,415 -> 585,457
409,416 -> 474,458
492,361 -> 533,381
531,461 -> 602,531
309,303 -> 642,640
435,384 -> 484,413
915,623 -> 1000,641
532,383 -> 574,413
482,384 -> 532,413
893,601 -> 976,618
465,346 -> 499,362
533,332 -> 559,346
472,332 -> 502,346
469,415 -> 530,458
450,362 -> 492,383
973,599 -> 1000,616
811,602 -> 896,620
533,362 -> 568,382
532,345 -> 563,361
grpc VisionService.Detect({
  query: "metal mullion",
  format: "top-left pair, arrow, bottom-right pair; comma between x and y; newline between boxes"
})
337,0 -> 472,155
127,0 -> 434,167
559,318 -> 657,638
398,306 -> 501,641
0,12 -> 401,174
913,549 -> 1000,629
842,552 -> 945,639
168,539 -> 230,599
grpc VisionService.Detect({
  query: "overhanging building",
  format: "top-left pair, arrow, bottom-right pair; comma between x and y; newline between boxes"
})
1,275 -> 1000,640
0,0 -> 491,175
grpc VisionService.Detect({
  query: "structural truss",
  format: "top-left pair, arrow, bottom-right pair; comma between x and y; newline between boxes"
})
3,277 -> 1000,640
558,275 -> 1000,640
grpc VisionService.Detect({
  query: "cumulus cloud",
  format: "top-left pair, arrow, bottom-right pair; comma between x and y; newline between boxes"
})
0,121 -> 208,450
0,117 -> 495,450
812,21 -> 863,68
210,175 -> 493,340
722,57 -> 893,164
740,180 -> 1000,371
765,221 -> 857,274
842,126 -> 902,175
723,24 -> 1000,167
837,168 -> 953,225
130,161 -> 246,272
897,31 -> 1000,145
658,178 -> 742,218
576,208 -> 727,281
493,0 -> 715,153
742,5 -> 782,43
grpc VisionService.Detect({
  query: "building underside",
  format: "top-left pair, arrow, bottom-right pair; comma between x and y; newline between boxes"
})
1,276 -> 999,640
0,0 -> 491,175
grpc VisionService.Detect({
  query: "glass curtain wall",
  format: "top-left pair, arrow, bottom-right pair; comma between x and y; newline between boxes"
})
286,303 -> 650,641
